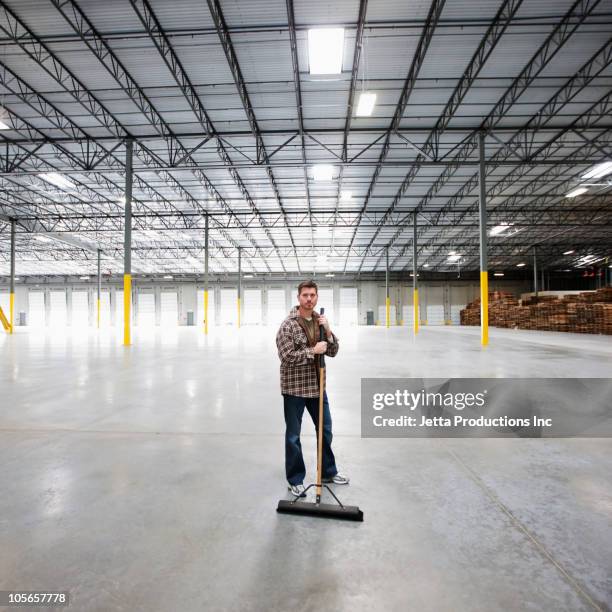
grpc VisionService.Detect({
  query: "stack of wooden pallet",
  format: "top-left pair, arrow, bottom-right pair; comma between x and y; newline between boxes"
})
460,287 -> 612,334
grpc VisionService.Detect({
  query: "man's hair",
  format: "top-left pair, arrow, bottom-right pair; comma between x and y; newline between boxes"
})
297,279 -> 318,295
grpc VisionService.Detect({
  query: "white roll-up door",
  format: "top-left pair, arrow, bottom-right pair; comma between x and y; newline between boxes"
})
378,304 -> 396,325
267,288 -> 286,327
28,291 -> 46,327
71,291 -> 90,327
427,305 -> 445,325
401,305 -> 414,327
243,288 -> 262,325
317,287 -> 334,316
49,290 -> 67,326
160,292 -> 178,326
137,293 -> 155,327
197,289 -> 216,328
115,290 -> 124,327
99,291 -> 111,327
450,305 -> 462,325
339,287 -> 358,325
220,288 -> 237,325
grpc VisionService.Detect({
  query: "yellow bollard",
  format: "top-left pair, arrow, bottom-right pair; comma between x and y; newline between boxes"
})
9,292 -> 14,334
480,270 -> 489,346
204,290 -> 209,335
123,274 -> 131,346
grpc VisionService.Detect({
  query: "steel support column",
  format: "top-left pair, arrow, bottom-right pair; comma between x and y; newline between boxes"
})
204,213 -> 209,334
533,246 -> 538,298
413,212 -> 419,335
124,138 -> 133,346
385,247 -> 390,328
9,218 -> 15,333
97,248 -> 101,329
478,132 -> 489,346
237,247 -> 241,328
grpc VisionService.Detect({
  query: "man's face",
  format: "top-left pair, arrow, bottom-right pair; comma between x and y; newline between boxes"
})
298,288 -> 318,310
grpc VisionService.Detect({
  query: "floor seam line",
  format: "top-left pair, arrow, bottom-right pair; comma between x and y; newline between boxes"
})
445,446 -> 603,612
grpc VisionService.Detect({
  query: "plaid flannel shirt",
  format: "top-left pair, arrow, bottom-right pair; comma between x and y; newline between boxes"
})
276,306 -> 339,398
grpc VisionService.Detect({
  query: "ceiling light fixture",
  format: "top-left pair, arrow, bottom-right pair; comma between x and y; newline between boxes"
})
325,273 -> 335,278
308,28 -> 344,75
312,164 -> 334,182
493,272 -> 504,277
565,186 -> 588,198
38,172 -> 75,191
563,250 -> 575,255
489,223 -> 513,236
516,263 -> 526,267
355,92 -> 377,117
581,160 -> 612,180
79,276 -> 90,281
163,274 -> 173,279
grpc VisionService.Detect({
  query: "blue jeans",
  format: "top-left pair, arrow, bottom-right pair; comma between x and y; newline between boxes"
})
283,392 -> 338,485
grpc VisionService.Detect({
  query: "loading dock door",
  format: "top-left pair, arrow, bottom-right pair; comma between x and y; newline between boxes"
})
339,287 -> 358,325
49,290 -> 67,326
28,291 -> 46,327
243,289 -> 262,325
137,293 -> 155,327
220,288 -> 237,325
71,291 -> 90,327
160,292 -> 178,326
267,288 -> 286,327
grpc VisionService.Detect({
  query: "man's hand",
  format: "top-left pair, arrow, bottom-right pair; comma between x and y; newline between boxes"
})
313,341 -> 328,355
318,315 -> 331,333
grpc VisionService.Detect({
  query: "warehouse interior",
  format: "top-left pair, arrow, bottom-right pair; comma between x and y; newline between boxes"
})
1,1 -> 611,610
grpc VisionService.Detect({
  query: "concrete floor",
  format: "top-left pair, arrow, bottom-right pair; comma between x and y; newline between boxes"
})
1,325 -> 611,611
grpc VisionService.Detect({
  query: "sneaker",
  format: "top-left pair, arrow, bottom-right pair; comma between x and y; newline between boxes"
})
322,474 -> 350,485
288,483 -> 306,498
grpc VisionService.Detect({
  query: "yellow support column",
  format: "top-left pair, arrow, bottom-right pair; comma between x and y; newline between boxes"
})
237,297 -> 241,328
480,271 -> 489,346
385,297 -> 390,328
413,289 -> 419,335
9,292 -> 14,334
204,289 -> 209,335
123,274 -> 131,346
97,298 -> 101,329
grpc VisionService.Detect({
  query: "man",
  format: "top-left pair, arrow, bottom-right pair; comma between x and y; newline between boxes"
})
276,280 -> 349,498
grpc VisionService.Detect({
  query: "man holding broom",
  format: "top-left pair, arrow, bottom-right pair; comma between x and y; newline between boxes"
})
276,280 -> 349,498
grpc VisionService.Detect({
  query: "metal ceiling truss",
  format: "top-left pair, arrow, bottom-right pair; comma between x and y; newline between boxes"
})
342,0 -> 447,271
0,0 -> 609,276
377,0 -> 605,269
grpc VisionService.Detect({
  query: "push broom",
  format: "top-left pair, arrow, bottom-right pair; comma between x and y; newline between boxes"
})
277,308 -> 364,522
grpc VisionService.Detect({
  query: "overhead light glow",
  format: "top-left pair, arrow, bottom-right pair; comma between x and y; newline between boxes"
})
355,92 -> 377,117
243,274 -> 254,279
163,274 -> 173,279
312,164 -> 334,182
38,172 -> 75,191
563,250 -> 575,255
565,186 -> 588,198
325,273 -> 335,278
422,264 -> 429,268
308,28 -> 344,75
581,160 -> 612,180
516,262 -> 526,267
493,272 -> 504,277
490,223 -> 513,236
79,276 -> 90,281
447,254 -> 461,263
340,190 -> 352,201
0,119 -> 10,130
